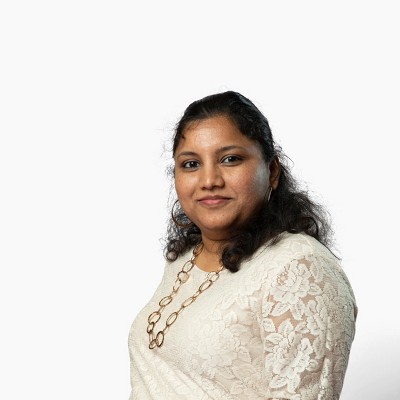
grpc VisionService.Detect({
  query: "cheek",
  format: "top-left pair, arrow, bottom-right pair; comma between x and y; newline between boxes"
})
175,179 -> 184,200
245,180 -> 267,200
237,168 -> 269,198
175,175 -> 193,200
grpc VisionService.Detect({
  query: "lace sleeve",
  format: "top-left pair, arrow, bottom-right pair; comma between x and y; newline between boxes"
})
261,253 -> 356,400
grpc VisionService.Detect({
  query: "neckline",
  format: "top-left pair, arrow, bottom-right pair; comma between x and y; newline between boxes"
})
193,263 -> 225,276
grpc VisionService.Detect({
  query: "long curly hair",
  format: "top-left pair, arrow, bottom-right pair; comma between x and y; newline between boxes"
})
165,91 -> 334,272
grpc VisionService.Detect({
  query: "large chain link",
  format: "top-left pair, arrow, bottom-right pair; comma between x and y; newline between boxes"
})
146,243 -> 224,349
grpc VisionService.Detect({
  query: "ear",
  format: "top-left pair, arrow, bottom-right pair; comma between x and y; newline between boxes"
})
269,157 -> 281,190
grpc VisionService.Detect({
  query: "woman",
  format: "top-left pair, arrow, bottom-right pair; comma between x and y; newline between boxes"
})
128,91 -> 357,399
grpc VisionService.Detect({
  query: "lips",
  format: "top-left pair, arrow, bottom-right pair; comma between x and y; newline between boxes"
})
197,195 -> 231,206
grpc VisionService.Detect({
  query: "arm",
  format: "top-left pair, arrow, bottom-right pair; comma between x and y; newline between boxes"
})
261,253 -> 356,400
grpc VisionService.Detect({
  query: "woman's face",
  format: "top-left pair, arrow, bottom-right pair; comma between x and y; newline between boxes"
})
174,115 -> 276,241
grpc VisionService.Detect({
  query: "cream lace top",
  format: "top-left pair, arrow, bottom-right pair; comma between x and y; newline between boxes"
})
128,233 -> 356,400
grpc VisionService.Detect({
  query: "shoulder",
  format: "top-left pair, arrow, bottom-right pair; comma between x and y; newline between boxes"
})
162,249 -> 193,282
245,233 -> 352,291
253,233 -> 356,304
249,232 -> 338,269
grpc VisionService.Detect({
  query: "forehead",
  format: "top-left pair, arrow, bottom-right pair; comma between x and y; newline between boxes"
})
177,115 -> 255,150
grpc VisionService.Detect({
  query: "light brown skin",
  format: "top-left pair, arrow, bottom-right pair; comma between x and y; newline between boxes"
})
174,116 -> 280,272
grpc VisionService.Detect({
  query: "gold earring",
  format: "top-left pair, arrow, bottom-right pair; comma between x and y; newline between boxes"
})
267,186 -> 273,203
171,200 -> 194,228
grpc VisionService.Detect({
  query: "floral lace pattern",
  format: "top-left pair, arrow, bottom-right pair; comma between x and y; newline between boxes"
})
129,233 -> 356,400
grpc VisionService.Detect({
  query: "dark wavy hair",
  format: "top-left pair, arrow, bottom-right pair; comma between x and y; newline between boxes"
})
165,91 -> 334,272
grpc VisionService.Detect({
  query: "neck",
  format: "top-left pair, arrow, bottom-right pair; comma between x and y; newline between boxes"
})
194,236 -> 226,272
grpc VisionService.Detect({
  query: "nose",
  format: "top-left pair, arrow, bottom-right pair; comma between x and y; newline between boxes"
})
200,164 -> 224,190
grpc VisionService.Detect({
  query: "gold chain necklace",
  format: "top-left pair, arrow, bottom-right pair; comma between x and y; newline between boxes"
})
146,243 -> 224,349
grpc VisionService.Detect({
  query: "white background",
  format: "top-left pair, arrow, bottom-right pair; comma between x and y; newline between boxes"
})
1,1 -> 399,399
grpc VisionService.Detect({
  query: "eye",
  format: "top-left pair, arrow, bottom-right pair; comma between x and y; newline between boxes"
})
221,155 -> 243,164
182,160 -> 200,169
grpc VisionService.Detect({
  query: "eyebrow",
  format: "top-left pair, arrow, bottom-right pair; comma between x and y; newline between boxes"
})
175,145 -> 248,158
